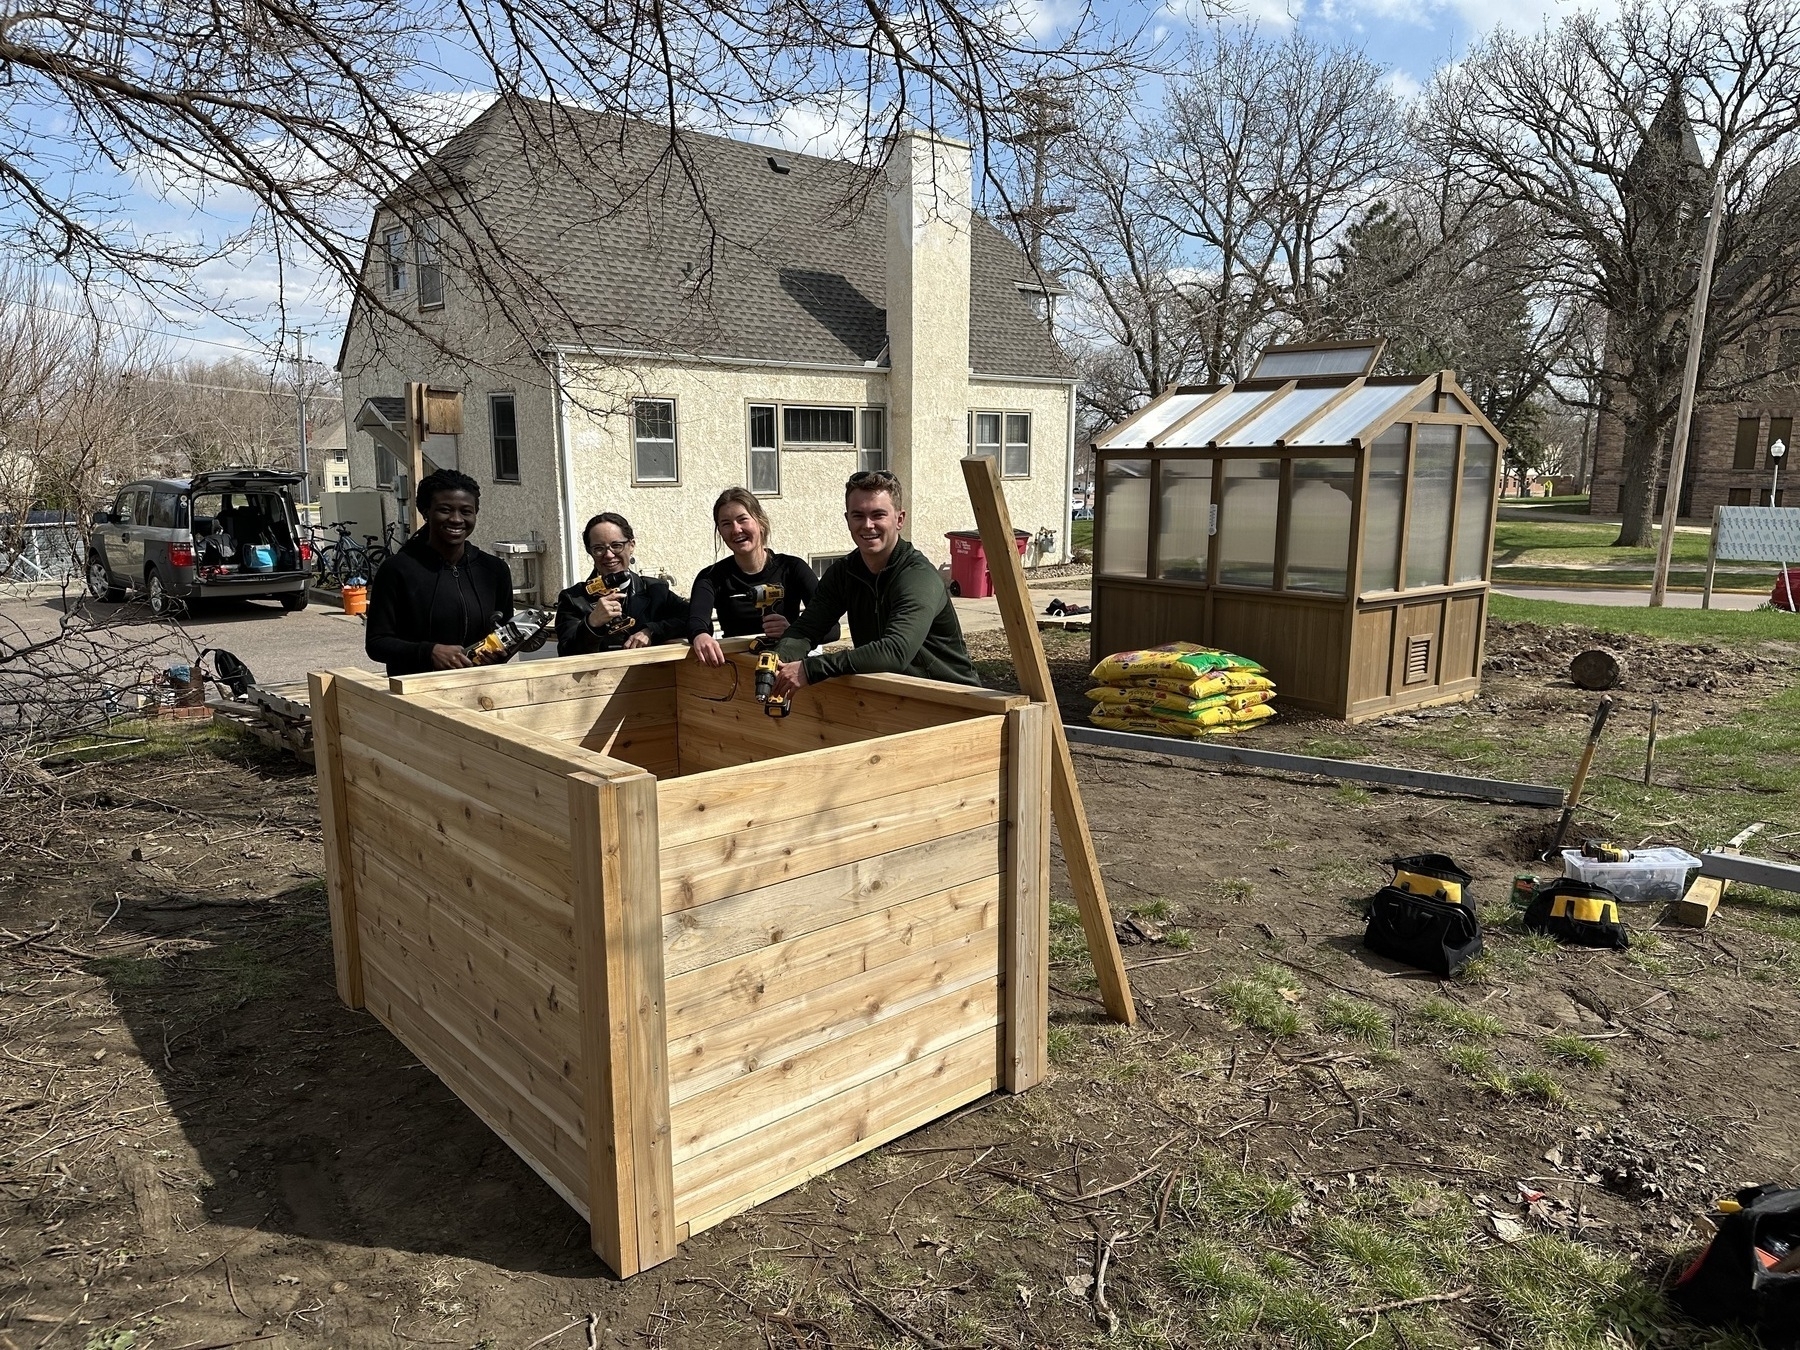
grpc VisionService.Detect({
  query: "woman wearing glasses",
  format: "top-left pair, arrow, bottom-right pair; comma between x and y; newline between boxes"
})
554,512 -> 689,656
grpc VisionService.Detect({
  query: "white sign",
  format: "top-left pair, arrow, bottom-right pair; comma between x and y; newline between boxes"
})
1715,506 -> 1800,562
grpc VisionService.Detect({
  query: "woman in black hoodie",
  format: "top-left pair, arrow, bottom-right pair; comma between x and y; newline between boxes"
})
364,469 -> 515,676
555,512 -> 688,655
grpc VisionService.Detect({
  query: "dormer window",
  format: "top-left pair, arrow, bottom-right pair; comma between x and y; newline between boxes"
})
384,228 -> 408,293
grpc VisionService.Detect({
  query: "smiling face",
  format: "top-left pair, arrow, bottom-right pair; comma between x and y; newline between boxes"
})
715,501 -> 766,560
586,519 -> 634,575
425,488 -> 479,551
845,487 -> 904,567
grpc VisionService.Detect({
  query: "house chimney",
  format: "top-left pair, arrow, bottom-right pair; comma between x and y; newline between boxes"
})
885,130 -> 971,558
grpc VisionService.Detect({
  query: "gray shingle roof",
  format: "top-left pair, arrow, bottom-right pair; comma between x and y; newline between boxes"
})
385,99 -> 1072,380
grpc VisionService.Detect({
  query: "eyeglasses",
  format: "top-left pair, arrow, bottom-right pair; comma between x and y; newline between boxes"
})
591,539 -> 633,555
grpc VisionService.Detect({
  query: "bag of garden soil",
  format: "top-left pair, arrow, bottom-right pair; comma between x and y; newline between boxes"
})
1090,641 -> 1265,685
1672,1184 -> 1800,1347
1522,878 -> 1630,950
1362,884 -> 1484,977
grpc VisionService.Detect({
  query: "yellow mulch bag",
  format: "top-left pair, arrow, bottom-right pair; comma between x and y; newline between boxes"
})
1090,641 -> 1265,686
1085,686 -> 1276,718
1108,669 -> 1276,700
1087,708 -> 1269,739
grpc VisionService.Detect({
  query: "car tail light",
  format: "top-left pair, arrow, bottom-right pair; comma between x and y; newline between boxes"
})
300,542 -> 314,564
169,543 -> 195,567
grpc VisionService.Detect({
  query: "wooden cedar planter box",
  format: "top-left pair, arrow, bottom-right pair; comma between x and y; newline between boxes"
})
309,643 -> 1050,1277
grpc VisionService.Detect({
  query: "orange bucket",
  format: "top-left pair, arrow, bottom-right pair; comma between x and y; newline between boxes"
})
341,584 -> 368,615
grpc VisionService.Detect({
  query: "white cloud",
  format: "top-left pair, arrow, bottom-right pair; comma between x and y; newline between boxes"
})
1383,68 -> 1423,101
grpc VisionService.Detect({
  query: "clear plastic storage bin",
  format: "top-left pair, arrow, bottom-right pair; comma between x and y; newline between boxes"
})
1560,847 -> 1701,903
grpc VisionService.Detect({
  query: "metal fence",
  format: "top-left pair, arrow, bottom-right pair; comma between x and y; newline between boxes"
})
0,520 -> 82,585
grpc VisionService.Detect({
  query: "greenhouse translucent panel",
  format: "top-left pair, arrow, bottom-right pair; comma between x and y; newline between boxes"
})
1405,425 -> 1459,588
1360,426 -> 1407,593
1161,390 -> 1278,447
1251,345 -> 1378,378
1219,385 -> 1340,446
1097,394 -> 1208,449
1215,459 -> 1280,587
1454,428 -> 1498,581
1099,459 -> 1151,576
1285,458 -> 1356,594
1294,384 -> 1419,447
1157,459 -> 1213,581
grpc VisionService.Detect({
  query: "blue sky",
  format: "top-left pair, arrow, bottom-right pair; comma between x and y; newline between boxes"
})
75,0 -> 1606,372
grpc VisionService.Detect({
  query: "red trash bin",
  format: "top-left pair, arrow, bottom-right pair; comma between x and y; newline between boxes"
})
945,529 -> 1029,599
1773,567 -> 1800,612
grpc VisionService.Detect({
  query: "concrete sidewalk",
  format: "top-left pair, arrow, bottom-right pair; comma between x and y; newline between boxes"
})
1494,584 -> 1769,611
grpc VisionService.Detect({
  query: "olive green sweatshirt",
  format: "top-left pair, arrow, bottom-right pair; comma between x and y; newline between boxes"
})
775,538 -> 981,687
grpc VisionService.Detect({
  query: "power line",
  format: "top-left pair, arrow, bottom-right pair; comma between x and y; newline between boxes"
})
8,298 -> 336,360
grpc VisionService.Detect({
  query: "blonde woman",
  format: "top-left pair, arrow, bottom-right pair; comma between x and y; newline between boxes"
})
687,487 -> 838,666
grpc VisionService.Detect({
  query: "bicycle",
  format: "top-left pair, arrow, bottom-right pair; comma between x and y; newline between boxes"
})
315,521 -> 382,588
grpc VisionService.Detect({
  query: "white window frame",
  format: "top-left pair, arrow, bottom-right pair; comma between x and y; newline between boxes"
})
383,227 -> 408,293
859,407 -> 887,472
632,398 -> 679,484
416,219 -> 444,309
1003,411 -> 1031,478
748,403 -> 780,495
781,405 -> 856,447
970,409 -> 1030,479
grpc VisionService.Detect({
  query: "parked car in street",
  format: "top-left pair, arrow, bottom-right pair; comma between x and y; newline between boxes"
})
87,469 -> 313,616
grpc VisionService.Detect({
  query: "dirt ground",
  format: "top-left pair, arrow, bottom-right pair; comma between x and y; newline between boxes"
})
3,619 -> 1798,1349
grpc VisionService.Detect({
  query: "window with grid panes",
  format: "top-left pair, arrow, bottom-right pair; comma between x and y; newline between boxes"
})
970,411 -> 1001,461
1002,413 -> 1030,477
490,394 -> 520,482
633,400 -> 677,482
384,228 -> 408,292
859,407 -> 887,472
416,220 -> 444,308
749,404 -> 779,493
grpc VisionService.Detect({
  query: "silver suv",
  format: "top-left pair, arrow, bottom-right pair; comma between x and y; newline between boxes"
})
87,469 -> 312,616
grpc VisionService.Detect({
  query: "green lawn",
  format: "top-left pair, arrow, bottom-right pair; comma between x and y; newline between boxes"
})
1488,592 -> 1799,642
1072,519 -> 1093,553
1490,519 -> 1712,567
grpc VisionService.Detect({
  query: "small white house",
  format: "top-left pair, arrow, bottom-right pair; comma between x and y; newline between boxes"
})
336,99 -> 1077,593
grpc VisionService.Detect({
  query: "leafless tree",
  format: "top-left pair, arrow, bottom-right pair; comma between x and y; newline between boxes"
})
1049,27 -> 1406,420
2,0 -> 1152,368
1419,0 -> 1800,545
125,357 -> 333,476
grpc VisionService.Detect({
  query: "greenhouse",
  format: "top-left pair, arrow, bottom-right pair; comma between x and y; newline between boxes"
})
1089,340 -> 1506,721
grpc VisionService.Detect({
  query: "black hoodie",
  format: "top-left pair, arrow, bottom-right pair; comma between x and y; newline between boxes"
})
365,534 -> 515,676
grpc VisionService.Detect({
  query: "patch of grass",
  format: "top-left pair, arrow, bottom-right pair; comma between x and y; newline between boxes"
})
196,943 -> 293,1007
1692,1026 -> 1725,1042
1216,968 -> 1305,1038
90,954 -> 165,989
1259,1286 -> 1346,1350
1046,1025 -> 1078,1065
1489,593 -> 1800,643
1512,1068 -> 1566,1104
1169,1239 -> 1263,1301
1319,996 -> 1390,1045
1480,1235 -> 1664,1350
1133,898 -> 1171,922
1163,927 -> 1195,951
740,1256 -> 798,1306
1445,1045 -> 1510,1093
1312,1215 -> 1431,1301
1333,782 -> 1371,807
1212,877 -> 1257,902
1415,997 -> 1505,1039
1545,1033 -> 1609,1067
1177,1156 -> 1304,1228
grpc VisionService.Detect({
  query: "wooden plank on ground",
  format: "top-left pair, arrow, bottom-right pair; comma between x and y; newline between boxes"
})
672,1027 -> 1000,1231
1064,723 -> 1566,806
309,670 -> 363,1008
662,824 -> 1004,976
961,455 -> 1135,1025
655,717 -> 1005,849
1004,703 -> 1050,1092
1672,824 -> 1767,926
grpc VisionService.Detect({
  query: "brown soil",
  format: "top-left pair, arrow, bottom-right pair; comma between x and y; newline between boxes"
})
2,622 -> 1797,1348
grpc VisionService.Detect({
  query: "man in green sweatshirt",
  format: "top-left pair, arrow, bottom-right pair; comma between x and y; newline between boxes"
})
771,470 -> 981,694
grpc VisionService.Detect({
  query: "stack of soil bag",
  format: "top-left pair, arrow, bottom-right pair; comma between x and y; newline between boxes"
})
1086,641 -> 1276,738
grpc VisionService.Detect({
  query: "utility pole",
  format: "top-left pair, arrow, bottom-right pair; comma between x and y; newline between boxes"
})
1650,173 -> 1726,607
294,334 -> 312,503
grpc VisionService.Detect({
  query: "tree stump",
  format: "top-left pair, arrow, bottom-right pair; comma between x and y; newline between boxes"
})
1570,649 -> 1623,691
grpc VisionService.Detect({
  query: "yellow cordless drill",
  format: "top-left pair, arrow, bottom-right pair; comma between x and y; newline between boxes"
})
749,583 -> 790,718
580,571 -> 639,637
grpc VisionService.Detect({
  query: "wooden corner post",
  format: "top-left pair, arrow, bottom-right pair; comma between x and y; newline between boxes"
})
568,770 -> 678,1278
308,670 -> 363,1009
1004,703 -> 1051,1089
960,456 -> 1135,1025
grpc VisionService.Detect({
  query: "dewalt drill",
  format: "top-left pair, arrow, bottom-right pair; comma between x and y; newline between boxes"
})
749,583 -> 790,718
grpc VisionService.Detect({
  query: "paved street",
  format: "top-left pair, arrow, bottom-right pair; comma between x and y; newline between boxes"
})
1494,583 -> 1770,610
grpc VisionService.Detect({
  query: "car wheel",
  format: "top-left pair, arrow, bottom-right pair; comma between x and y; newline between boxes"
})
279,591 -> 308,612
145,568 -> 182,618
87,558 -> 125,602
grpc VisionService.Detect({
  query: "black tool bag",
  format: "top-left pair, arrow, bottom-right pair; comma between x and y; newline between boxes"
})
1672,1185 -> 1800,1347
1363,885 -> 1484,977
1523,878 -> 1630,950
1389,853 -> 1475,906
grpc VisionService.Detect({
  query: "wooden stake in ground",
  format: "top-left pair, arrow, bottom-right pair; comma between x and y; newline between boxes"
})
1644,699 -> 1660,788
960,455 -> 1135,1025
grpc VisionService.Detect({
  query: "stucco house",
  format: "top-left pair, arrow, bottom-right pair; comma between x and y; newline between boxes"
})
336,99 -> 1076,597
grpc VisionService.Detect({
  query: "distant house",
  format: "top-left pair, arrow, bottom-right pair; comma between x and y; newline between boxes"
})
306,413 -> 350,502
336,99 -> 1076,593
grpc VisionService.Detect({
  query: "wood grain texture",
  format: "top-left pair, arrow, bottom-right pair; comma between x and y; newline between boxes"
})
662,824 -> 1005,976
961,455 -> 1135,1025
666,902 -> 1002,1105
673,1028 -> 1000,1230
419,660 -> 681,711
1004,704 -> 1051,1091
309,670 -> 362,1008
389,642 -> 701,698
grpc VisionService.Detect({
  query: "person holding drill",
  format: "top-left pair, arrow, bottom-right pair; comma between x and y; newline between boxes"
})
686,486 -> 839,664
554,512 -> 689,655
770,470 -> 979,697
